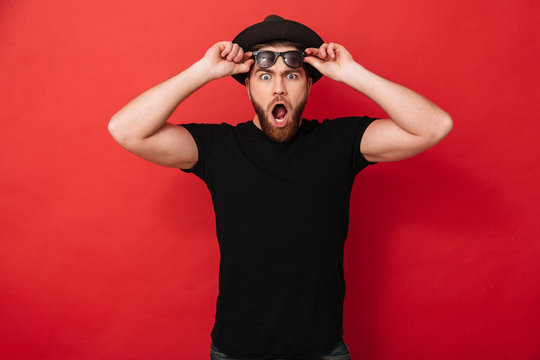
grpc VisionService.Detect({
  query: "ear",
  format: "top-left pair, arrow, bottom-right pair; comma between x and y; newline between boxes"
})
245,77 -> 251,100
306,77 -> 312,96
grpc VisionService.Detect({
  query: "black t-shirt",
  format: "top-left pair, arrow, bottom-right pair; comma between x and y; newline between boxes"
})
180,117 -> 377,359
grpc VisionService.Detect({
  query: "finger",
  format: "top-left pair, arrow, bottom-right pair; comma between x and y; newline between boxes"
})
239,52 -> 253,65
220,42 -> 231,58
233,59 -> 255,74
227,43 -> 240,61
319,43 -> 328,59
234,47 -> 245,63
305,48 -> 321,58
221,42 -> 233,58
327,42 -> 336,59
242,58 -> 255,68
303,56 -> 325,71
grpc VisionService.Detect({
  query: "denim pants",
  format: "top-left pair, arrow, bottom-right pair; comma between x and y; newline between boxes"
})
210,339 -> 351,360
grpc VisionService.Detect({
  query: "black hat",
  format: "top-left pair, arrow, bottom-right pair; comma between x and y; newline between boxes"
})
231,15 -> 324,85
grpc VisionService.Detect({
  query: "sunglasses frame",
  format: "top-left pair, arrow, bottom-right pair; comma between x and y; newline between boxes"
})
252,50 -> 307,69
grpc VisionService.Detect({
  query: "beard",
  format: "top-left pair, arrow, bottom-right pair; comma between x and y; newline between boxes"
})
250,94 -> 308,143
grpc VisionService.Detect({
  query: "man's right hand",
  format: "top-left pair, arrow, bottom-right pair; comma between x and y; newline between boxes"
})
198,41 -> 254,80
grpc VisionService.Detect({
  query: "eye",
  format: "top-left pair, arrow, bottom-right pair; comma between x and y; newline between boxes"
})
286,73 -> 297,80
260,74 -> 271,80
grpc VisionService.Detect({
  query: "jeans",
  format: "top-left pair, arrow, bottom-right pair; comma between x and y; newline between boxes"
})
210,339 -> 351,360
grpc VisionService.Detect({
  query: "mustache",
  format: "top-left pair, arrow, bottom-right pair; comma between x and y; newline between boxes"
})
267,96 -> 291,111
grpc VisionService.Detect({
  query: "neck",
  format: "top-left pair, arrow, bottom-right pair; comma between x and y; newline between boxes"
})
252,115 -> 262,129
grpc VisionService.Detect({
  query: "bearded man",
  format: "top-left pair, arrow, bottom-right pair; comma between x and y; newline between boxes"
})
108,15 -> 452,360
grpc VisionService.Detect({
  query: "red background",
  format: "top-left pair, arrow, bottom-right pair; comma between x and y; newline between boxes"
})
1,1 -> 539,359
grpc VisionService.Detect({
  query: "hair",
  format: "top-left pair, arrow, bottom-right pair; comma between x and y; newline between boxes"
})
251,40 -> 302,51
248,40 -> 313,80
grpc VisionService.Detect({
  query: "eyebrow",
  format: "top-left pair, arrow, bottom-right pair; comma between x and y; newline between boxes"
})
254,68 -> 303,75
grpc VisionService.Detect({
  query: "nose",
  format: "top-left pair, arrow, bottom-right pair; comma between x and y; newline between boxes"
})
272,59 -> 288,96
272,76 -> 286,96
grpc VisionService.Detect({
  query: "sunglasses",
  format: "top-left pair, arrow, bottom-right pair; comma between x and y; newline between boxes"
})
252,50 -> 306,69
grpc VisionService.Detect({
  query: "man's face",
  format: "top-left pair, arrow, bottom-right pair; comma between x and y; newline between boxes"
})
246,45 -> 312,143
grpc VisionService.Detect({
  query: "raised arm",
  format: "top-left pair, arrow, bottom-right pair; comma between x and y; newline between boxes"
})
304,43 -> 453,162
108,42 -> 254,168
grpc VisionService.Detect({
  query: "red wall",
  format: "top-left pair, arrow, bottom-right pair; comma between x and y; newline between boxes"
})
1,1 -> 539,359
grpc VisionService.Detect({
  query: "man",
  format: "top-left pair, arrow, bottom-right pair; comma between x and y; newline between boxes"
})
108,15 -> 452,360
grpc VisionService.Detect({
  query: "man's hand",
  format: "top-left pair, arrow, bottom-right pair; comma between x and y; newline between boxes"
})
109,41 -> 253,169
199,41 -> 254,80
305,42 -> 452,163
304,42 -> 358,83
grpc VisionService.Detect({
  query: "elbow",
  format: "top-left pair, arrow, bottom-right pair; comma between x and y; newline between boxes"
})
107,116 -> 117,136
107,116 -> 119,138
108,115 -> 129,144
440,114 -> 454,138
430,113 -> 453,143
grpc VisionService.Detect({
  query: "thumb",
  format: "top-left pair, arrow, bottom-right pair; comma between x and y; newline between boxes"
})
232,59 -> 255,75
304,56 -> 325,71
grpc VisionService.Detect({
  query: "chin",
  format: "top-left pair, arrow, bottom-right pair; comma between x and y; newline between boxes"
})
252,97 -> 308,143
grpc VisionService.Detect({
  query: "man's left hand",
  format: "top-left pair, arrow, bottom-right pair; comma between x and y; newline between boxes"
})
304,43 -> 359,83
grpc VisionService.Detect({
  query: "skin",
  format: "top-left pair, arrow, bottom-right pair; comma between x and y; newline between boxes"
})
303,42 -> 453,162
245,45 -> 312,143
108,40 -> 452,168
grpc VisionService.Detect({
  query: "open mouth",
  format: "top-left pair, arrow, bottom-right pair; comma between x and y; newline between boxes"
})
271,103 -> 288,127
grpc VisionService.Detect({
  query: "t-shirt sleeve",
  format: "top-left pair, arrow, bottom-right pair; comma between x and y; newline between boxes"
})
329,116 -> 379,174
177,123 -> 218,183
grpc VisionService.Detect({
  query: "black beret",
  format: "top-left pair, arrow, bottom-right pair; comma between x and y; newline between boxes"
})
231,15 -> 324,85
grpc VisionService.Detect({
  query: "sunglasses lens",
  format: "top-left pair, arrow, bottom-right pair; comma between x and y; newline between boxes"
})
254,51 -> 304,68
256,51 -> 277,68
283,52 -> 303,68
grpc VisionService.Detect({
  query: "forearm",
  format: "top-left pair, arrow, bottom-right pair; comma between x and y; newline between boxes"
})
343,62 -> 452,139
108,60 -> 214,141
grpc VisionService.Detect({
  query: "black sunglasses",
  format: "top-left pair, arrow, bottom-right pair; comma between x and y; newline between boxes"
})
252,50 -> 306,68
